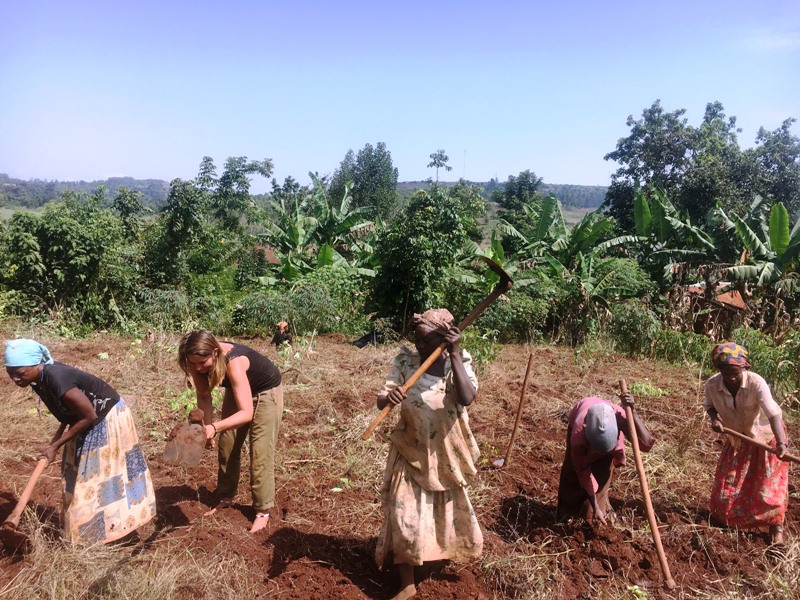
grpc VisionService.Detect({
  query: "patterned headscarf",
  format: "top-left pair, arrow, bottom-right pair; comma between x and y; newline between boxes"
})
711,342 -> 750,369
409,308 -> 455,334
4,339 -> 54,367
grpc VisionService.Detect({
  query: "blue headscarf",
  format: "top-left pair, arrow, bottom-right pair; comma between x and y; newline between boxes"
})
4,339 -> 54,367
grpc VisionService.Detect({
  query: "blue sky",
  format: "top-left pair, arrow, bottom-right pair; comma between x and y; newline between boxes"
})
1,1 -> 798,193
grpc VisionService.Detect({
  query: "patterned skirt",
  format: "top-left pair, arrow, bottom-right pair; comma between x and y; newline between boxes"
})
710,437 -> 789,529
61,399 -> 156,543
375,446 -> 483,569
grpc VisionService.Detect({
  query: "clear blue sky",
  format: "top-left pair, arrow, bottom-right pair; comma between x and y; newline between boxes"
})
1,1 -> 798,193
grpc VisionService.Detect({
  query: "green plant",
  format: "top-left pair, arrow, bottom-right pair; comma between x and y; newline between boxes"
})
460,328 -> 501,374
629,380 -> 669,397
168,388 -> 223,416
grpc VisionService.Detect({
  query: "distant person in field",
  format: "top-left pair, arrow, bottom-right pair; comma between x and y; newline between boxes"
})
704,342 -> 790,545
374,309 -> 482,600
4,338 -> 156,544
271,321 -> 292,349
557,392 -> 654,524
177,330 -> 283,533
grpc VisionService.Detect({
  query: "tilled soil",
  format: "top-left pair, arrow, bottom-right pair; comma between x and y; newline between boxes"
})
0,334 -> 797,598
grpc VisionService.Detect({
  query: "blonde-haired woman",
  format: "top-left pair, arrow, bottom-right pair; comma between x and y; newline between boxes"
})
178,330 -> 283,533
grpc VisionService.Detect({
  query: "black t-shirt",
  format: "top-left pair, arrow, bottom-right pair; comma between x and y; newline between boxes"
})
31,362 -> 121,425
220,342 -> 281,395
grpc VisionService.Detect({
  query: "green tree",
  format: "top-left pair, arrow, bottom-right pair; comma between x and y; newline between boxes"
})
1,190 -> 140,327
491,170 -> 543,217
111,186 -> 145,238
446,179 -> 487,242
342,142 -> 399,219
328,150 -> 356,209
211,156 -> 274,231
427,149 -> 453,183
678,102 -> 753,221
749,118 -> 800,214
370,187 -> 470,328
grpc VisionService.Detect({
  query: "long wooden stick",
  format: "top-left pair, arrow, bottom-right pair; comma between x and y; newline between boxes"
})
619,379 -> 676,590
498,352 -> 534,467
720,426 -> 800,464
361,277 -> 512,440
3,457 -> 49,529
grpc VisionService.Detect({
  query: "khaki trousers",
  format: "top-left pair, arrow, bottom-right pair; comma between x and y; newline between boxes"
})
216,384 -> 283,511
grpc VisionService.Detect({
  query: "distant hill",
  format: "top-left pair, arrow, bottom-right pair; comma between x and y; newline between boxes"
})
0,173 -> 169,209
0,173 -> 607,212
398,180 -> 607,209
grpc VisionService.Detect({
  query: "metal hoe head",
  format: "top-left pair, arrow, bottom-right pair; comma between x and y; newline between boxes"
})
476,256 -> 513,290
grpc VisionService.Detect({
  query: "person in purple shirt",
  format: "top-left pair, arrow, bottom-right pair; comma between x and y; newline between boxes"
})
557,392 -> 655,524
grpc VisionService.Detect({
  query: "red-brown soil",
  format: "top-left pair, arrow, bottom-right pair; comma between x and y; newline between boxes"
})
1,334 -> 797,598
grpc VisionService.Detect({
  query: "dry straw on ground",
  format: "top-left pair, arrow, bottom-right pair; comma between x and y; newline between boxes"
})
1,329 -> 799,599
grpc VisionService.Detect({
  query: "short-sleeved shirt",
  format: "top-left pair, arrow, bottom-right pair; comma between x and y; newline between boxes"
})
219,342 -> 281,395
568,397 -> 630,496
703,370 -> 781,446
31,362 -> 121,425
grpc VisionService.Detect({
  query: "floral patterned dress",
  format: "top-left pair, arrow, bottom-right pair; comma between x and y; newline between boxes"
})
375,346 -> 483,568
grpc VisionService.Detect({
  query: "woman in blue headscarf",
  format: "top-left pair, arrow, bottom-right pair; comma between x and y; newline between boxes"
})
4,339 -> 156,544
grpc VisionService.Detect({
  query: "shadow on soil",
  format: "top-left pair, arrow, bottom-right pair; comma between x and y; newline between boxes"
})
266,528 -> 467,599
267,527 -> 385,597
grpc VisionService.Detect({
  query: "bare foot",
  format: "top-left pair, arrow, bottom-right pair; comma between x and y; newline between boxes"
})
390,584 -> 416,600
203,498 -> 232,517
769,525 -> 784,545
250,513 -> 270,533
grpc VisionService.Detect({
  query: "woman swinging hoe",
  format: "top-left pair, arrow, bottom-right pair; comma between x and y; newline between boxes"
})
703,342 -> 790,545
374,309 -> 483,600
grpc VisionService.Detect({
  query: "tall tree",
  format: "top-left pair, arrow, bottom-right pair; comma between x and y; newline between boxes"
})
490,170 -> 544,245
678,102 -> 754,221
370,187 -> 469,328
345,142 -> 399,219
328,149 -> 356,208
427,149 -> 453,183
602,100 -> 695,230
111,187 -> 145,238
749,118 -> 800,215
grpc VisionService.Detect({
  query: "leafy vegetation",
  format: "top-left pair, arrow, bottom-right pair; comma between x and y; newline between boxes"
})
0,108 -> 797,393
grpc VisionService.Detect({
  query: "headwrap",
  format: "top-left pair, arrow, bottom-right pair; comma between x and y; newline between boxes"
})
584,402 -> 618,453
711,342 -> 750,369
409,308 -> 455,334
4,339 -> 54,367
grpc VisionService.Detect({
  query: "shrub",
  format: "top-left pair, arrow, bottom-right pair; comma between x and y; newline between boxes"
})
730,327 -> 799,406
609,302 -> 661,357
610,301 -> 711,368
475,289 -> 551,343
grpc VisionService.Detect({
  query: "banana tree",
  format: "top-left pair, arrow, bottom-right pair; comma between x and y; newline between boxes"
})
726,201 -> 800,292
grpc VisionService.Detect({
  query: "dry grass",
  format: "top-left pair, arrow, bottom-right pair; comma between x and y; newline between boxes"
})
1,522 -> 259,599
2,329 -> 799,599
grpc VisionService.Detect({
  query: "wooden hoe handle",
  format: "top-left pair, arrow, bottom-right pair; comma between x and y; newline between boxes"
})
501,352 -> 534,466
4,457 -> 49,529
720,426 -> 800,464
619,379 -> 676,590
361,278 -> 512,440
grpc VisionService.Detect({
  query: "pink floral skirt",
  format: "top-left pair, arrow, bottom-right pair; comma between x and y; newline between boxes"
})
710,437 -> 788,529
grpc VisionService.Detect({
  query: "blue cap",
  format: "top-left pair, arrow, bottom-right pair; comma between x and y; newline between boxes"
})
584,403 -> 618,453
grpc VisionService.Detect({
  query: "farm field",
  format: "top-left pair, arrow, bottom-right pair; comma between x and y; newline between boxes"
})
1,332 -> 798,599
